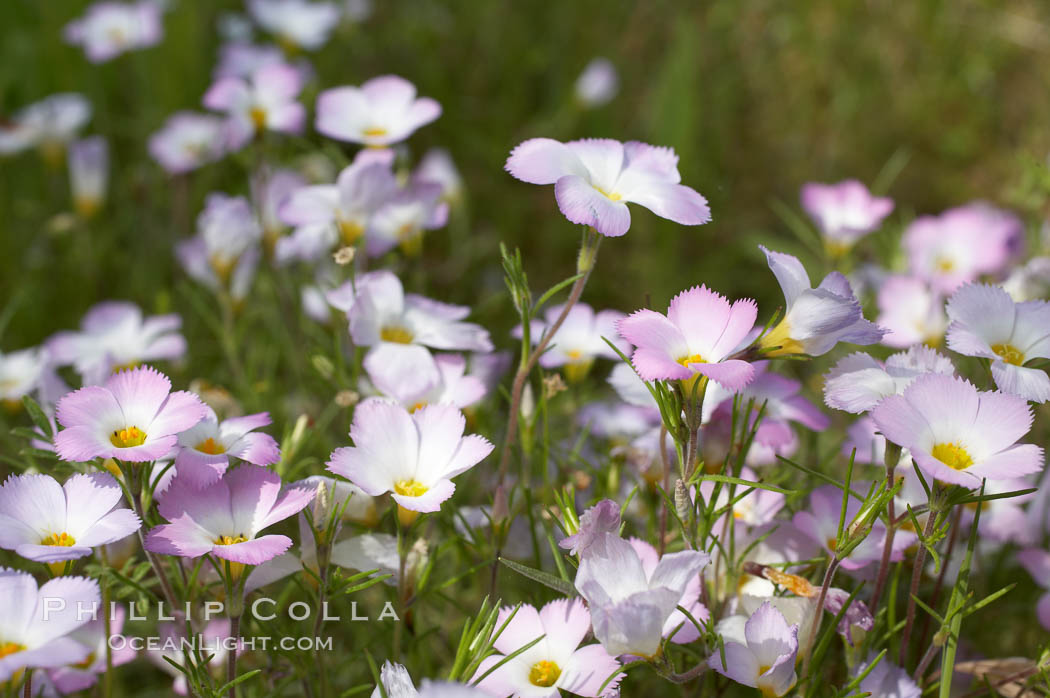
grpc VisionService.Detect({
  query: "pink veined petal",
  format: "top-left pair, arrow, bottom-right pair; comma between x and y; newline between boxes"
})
105,366 -> 171,423
492,603 -> 544,655
14,543 -> 93,563
145,516 -> 218,558
256,485 -> 314,531
147,390 -> 207,438
267,102 -> 306,134
505,138 -> 588,184
561,644 -> 624,697
969,388 -> 1034,456
991,362 -> 1050,404
472,654 -> 522,698
279,185 -> 340,225
212,534 -> 292,565
404,97 -> 442,133
361,74 -> 417,104
760,245 -> 812,307
437,434 -> 493,481
32,575 -> 101,643
618,308 -> 690,358
966,444 -> 1044,482
1017,549 -> 1050,589
391,479 -> 455,513
53,425 -> 113,462
203,78 -> 250,111
667,285 -> 732,355
871,394 -> 928,451
910,449 -> 982,487
229,432 -> 281,466
254,63 -> 302,101
538,597 -> 592,658
554,175 -> 631,237
709,641 -> 760,687
74,508 -> 140,547
694,360 -> 756,390
631,347 -> 693,381
55,385 -> 123,430
326,446 -> 390,496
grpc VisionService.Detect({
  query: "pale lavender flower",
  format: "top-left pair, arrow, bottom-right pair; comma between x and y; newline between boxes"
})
361,350 -> 486,412
559,500 -> 621,557
823,345 -> 955,413
148,111 -> 226,174
506,138 -> 710,237
204,63 -> 305,149
0,93 -> 91,159
854,654 -> 921,698
574,58 -> 619,108
708,601 -> 798,697
54,366 -> 205,463
800,179 -> 893,253
248,0 -> 340,51
173,407 -> 280,487
316,75 -> 441,147
68,136 -> 109,218
48,605 -> 136,693
875,275 -> 946,348
64,1 -> 163,63
515,302 -> 628,383
368,181 -> 449,257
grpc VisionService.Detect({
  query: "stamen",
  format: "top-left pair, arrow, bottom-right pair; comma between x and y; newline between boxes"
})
931,442 -> 973,471
528,660 -> 562,687
110,426 -> 147,448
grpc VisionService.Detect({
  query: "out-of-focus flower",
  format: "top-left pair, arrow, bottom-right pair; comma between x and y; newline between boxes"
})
146,465 -> 313,566
343,0 -> 373,23
48,301 -> 187,385
823,345 -> 954,413
63,1 -> 163,63
373,662 -> 489,698
327,401 -> 493,523
54,366 -> 204,463
174,407 -> 280,487
514,303 -> 627,383
146,618 -> 232,695
214,41 -> 285,79
48,605 -> 136,693
252,167 -> 306,251
0,571 -> 101,681
574,533 -> 709,657
574,58 -> 619,108
177,193 -> 263,300
1003,256 -> 1050,301
414,148 -> 463,204
0,472 -> 139,569
248,0 -> 340,51
619,285 -> 756,389
506,138 -> 710,237
854,654 -> 921,698
904,202 -> 1024,294
474,599 -> 623,698
559,499 -> 621,557
368,181 -> 449,257
872,373 -> 1044,487
946,283 -> 1050,403
204,63 -> 305,149
793,485 -> 912,571
1017,548 -> 1050,630
361,351 -> 486,412
316,75 -> 441,147
68,136 -> 109,218
278,149 -> 397,261
149,111 -> 226,174
875,275 -> 946,348
707,601 -> 798,697
800,179 -> 893,256
759,246 -> 884,356
0,94 -> 91,162
0,347 -> 49,405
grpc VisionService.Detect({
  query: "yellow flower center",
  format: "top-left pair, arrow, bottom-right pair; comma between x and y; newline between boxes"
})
563,355 -> 593,384
195,437 -> 226,455
41,532 -> 76,547
826,537 -> 838,552
410,401 -> 427,413
394,480 -> 428,498
0,642 -> 24,660
759,320 -> 805,357
935,256 -> 955,273
758,664 -> 771,676
74,195 -> 101,219
249,107 -> 267,130
209,253 -> 236,284
931,442 -> 973,471
529,660 -> 562,687
991,343 -> 1025,366
110,361 -> 140,374
110,426 -> 147,448
214,535 -> 249,546
595,187 -> 622,202
363,126 -> 388,138
74,651 -> 97,669
380,326 -> 415,344
337,218 -> 365,246
677,353 -> 706,367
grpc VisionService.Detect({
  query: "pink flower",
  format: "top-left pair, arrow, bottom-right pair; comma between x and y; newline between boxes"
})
872,373 -> 1044,487
904,202 -> 1024,294
800,179 -> 893,252
618,284 -> 757,389
64,1 -> 163,63
875,275 -> 947,348
316,75 -> 441,147
174,407 -> 280,487
54,366 -> 206,463
204,63 -> 305,150
48,605 -> 136,693
0,570 -> 100,681
708,602 -> 798,697
0,472 -> 140,566
248,0 -> 340,51
514,302 -> 628,382
47,301 -> 187,385
946,283 -> 1050,403
506,138 -> 710,237
326,401 -> 493,519
559,499 -> 621,557
367,181 -> 449,257
1017,548 -> 1050,630
627,538 -> 709,644
145,465 -> 313,565
473,599 -> 623,698
361,350 -> 486,412
823,345 -> 955,414
148,111 -> 226,174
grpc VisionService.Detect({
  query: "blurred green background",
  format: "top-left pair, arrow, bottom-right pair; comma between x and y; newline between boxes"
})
3,0 -> 1050,352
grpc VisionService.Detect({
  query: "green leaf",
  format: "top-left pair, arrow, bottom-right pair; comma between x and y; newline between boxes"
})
498,557 -> 575,596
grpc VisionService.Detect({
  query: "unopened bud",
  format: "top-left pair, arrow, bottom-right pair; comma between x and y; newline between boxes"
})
312,481 -> 331,527
674,479 -> 691,521
312,354 -> 335,380
491,484 -> 509,526
335,390 -> 359,408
